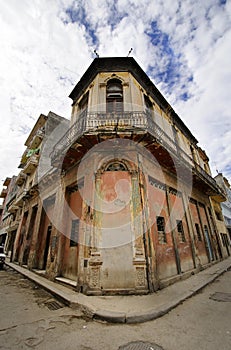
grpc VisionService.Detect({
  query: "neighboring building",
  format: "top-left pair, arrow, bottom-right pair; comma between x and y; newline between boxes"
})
0,177 -> 15,248
3,176 -> 21,260
8,57 -> 228,295
213,173 -> 231,256
6,112 -> 68,265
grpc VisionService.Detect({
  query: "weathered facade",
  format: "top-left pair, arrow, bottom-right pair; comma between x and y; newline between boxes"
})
1,176 -> 22,261
213,173 -> 231,256
2,57 -> 229,295
0,177 -> 14,247
1,112 -> 68,265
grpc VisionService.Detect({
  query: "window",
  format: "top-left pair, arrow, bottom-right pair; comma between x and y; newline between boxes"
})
105,161 -> 127,171
177,220 -> 186,242
78,92 -> 89,113
144,95 -> 153,113
70,219 -> 79,247
156,216 -> 167,244
195,223 -> 202,241
172,125 -> 178,146
106,79 -> 123,113
215,210 -> 223,221
26,205 -> 38,240
190,145 -> 197,163
221,233 -> 227,247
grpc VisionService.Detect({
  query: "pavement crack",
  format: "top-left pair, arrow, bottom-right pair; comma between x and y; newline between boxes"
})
0,325 -> 17,333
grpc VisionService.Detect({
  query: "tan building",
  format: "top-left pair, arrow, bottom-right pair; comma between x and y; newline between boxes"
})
6,112 -> 68,265
213,173 -> 231,257
0,177 -> 13,247
9,57 -> 227,295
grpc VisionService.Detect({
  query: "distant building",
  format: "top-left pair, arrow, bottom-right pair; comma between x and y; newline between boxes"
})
213,173 -> 231,255
0,177 -> 16,251
2,112 -> 68,263
4,57 -> 228,295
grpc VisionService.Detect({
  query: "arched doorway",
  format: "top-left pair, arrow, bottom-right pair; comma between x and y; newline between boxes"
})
95,160 -> 148,292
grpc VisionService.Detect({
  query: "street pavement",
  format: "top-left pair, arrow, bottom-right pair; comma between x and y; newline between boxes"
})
5,257 -> 231,324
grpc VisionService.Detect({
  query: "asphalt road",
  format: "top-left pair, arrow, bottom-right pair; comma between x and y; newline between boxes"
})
0,265 -> 231,350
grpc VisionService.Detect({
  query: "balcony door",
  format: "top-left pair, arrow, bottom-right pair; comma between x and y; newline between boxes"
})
106,79 -> 123,113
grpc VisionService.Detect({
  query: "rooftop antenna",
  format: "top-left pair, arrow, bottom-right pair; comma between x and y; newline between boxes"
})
94,49 -> 99,58
127,48 -> 133,57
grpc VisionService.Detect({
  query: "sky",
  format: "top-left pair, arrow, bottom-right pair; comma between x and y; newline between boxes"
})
0,0 -> 231,194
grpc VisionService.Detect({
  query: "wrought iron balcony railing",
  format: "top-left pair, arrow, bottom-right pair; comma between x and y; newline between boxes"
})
50,110 -> 218,192
51,110 -> 178,159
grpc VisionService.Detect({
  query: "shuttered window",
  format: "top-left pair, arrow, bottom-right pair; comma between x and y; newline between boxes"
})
106,79 -> 123,113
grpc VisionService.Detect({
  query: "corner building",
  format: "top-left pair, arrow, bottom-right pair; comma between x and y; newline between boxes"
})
16,57 -> 226,295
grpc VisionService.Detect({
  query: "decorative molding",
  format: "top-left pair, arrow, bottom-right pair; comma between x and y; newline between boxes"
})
168,187 -> 182,197
135,267 -> 146,287
89,267 -> 100,288
198,202 -> 205,208
148,176 -> 166,191
103,74 -> 126,84
189,197 -> 197,205
67,178 -> 84,193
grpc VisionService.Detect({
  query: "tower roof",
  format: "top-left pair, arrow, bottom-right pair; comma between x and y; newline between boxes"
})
69,57 -> 198,144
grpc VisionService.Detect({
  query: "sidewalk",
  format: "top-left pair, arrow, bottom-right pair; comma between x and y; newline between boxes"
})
5,257 -> 231,323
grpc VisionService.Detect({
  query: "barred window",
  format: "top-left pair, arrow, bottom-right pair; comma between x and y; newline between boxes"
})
157,216 -> 167,244
106,79 -> 123,113
195,223 -> 202,241
177,220 -> 186,242
70,219 -> 79,247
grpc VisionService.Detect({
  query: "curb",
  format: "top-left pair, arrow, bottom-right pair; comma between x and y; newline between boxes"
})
94,310 -> 126,323
5,260 -> 231,324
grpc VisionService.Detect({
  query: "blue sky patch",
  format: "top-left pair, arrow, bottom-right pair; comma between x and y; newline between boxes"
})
65,6 -> 98,46
146,21 -> 192,101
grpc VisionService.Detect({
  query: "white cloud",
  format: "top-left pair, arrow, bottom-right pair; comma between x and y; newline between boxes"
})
0,0 -> 231,194
0,0 -> 93,185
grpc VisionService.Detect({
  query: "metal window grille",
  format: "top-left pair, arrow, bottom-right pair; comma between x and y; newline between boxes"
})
157,216 -> 167,244
70,219 -> 79,247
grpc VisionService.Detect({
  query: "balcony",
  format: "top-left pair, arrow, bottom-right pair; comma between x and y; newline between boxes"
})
14,188 -> 30,207
50,110 -> 224,199
51,110 -> 175,160
8,219 -> 20,232
22,155 -> 39,175
15,171 -> 27,186
3,177 -> 11,186
8,203 -> 19,213
0,188 -> 7,198
5,189 -> 18,206
29,128 -> 45,149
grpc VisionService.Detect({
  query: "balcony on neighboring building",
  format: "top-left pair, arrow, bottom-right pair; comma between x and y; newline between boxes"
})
0,204 -> 3,217
3,178 -> 11,187
14,187 -> 30,207
0,188 -> 7,198
5,189 -> 18,207
22,154 -> 39,175
8,218 -> 20,232
29,128 -> 45,149
50,110 -> 225,200
7,203 -> 19,214
15,171 -> 27,186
